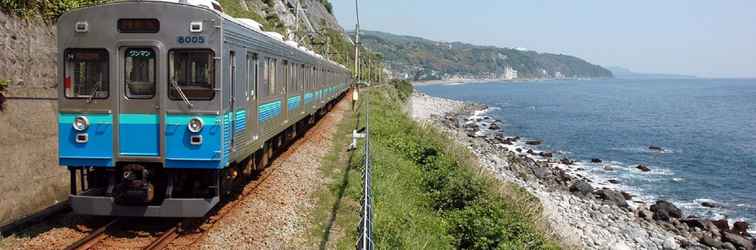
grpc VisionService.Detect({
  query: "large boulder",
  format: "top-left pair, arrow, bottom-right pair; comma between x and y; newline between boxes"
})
722,242 -> 737,250
595,189 -> 629,208
553,168 -> 572,184
525,140 -> 542,145
662,237 -> 680,250
591,158 -> 602,163
712,219 -> 730,232
700,201 -> 721,208
532,167 -> 552,180
636,164 -> 651,172
722,232 -> 753,250
637,207 -> 654,221
560,158 -> 575,165
569,180 -> 593,196
700,235 -> 723,248
650,200 -> 682,221
620,191 -> 633,200
681,217 -> 707,229
732,221 -> 750,236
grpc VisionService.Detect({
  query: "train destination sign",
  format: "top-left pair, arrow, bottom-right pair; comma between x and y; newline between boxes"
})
118,19 -> 160,33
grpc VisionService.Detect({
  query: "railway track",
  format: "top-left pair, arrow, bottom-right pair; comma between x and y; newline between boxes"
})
63,219 -> 121,250
61,96 -> 344,250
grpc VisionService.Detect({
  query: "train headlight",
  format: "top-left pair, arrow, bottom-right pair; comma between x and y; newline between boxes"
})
73,116 -> 90,131
188,117 -> 204,133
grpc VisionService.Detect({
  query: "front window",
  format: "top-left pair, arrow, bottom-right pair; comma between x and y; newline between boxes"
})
124,48 -> 156,99
169,49 -> 215,100
64,49 -> 109,99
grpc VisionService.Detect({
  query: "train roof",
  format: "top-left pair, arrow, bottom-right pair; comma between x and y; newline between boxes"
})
106,1 -> 348,72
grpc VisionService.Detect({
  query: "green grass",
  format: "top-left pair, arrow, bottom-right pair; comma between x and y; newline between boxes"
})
305,96 -> 362,249
0,0 -> 107,21
309,81 -> 560,249
367,82 -> 558,249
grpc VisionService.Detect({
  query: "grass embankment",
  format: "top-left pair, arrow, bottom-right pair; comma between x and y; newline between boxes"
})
309,82 -> 559,249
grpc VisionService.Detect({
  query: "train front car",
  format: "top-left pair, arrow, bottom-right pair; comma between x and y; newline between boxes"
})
57,1 -> 226,217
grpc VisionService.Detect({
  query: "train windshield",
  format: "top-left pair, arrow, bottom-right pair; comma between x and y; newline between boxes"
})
168,50 -> 215,100
125,48 -> 156,99
64,49 -> 109,99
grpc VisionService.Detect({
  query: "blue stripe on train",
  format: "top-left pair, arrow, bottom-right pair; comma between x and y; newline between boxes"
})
223,112 -> 232,166
288,95 -> 301,110
165,114 -> 223,169
119,114 -> 159,157
258,100 -> 281,123
304,92 -> 314,104
234,110 -> 246,133
58,113 -> 114,167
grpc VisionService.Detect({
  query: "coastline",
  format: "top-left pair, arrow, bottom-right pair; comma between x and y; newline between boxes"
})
409,91 -> 755,250
411,77 -> 607,86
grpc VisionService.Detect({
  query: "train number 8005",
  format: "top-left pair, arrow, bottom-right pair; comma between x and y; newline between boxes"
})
177,36 -> 205,44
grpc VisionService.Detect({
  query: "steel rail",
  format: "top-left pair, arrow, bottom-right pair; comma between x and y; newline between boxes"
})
63,218 -> 120,250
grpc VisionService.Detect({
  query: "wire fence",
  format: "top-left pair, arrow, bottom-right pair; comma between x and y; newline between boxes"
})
356,87 -> 374,250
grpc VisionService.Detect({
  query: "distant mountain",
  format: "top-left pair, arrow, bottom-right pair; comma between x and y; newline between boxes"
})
607,66 -> 696,79
353,30 -> 613,81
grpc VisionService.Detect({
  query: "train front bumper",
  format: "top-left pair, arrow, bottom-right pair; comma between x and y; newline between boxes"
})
70,192 -> 219,218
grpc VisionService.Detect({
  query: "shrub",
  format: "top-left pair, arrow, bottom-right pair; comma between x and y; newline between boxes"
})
447,200 -> 507,250
390,79 -> 414,101
428,169 -> 487,211
320,0 -> 333,14
0,0 -> 108,21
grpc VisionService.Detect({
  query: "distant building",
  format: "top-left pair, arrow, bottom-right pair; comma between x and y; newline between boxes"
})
503,66 -> 518,80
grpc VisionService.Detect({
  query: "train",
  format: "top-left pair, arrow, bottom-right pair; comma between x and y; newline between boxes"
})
57,0 -> 351,217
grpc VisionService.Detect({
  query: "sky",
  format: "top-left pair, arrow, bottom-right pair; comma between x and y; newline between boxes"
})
331,0 -> 756,78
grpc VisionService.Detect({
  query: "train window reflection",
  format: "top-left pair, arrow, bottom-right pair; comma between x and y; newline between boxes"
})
169,49 -> 215,100
125,48 -> 156,99
64,49 -> 109,99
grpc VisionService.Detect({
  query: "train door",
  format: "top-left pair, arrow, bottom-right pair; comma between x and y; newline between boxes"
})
229,51 -> 237,151
282,60 -> 289,125
246,53 -> 259,141
118,47 -> 161,158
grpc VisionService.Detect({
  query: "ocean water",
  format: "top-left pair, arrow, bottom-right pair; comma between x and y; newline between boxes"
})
418,78 -> 756,224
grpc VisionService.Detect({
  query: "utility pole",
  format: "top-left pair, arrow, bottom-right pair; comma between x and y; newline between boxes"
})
367,57 -> 372,83
353,0 -> 360,85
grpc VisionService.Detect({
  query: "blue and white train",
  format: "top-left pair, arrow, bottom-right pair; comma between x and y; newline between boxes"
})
57,0 -> 350,217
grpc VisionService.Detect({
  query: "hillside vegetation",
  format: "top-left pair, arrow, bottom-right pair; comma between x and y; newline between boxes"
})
356,30 -> 612,81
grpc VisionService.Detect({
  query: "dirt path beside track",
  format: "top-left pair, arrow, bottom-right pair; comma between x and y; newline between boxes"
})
198,97 -> 351,249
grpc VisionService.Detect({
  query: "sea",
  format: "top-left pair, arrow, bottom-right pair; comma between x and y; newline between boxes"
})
417,78 -> 756,227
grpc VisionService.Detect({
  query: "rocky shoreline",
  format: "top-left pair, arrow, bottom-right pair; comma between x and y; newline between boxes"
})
409,92 -> 754,250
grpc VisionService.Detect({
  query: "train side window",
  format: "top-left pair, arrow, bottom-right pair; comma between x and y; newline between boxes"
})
268,58 -> 276,97
287,62 -> 298,93
124,48 -> 156,99
168,49 -> 215,100
64,49 -> 109,99
247,53 -> 257,99
260,57 -> 269,97
300,65 -> 305,91
283,60 -> 289,93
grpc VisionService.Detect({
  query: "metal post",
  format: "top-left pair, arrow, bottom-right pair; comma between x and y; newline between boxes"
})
354,0 -> 360,84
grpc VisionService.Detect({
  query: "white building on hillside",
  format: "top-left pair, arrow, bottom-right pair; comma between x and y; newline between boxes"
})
503,66 -> 518,80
